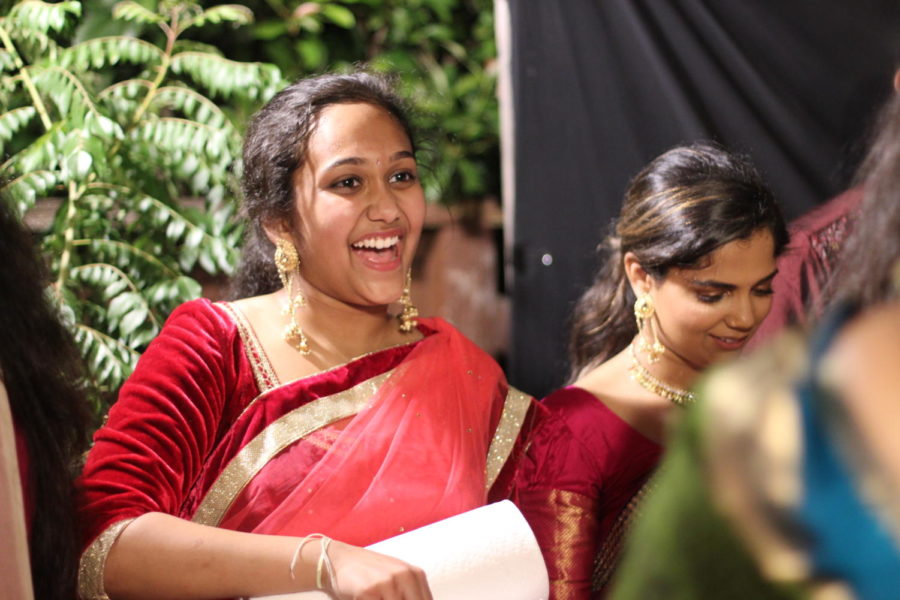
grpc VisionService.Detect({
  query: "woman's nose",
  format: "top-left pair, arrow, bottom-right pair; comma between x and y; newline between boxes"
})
367,183 -> 401,222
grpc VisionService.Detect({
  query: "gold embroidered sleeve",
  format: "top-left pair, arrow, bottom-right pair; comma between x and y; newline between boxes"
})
519,487 -> 600,600
77,517 -> 136,600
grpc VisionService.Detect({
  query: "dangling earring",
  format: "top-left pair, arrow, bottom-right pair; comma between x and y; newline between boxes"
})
634,294 -> 665,363
274,238 -> 311,354
398,268 -> 419,334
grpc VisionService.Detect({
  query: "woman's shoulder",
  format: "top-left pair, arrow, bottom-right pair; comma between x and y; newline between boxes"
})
539,384 -> 662,455
136,298 -> 241,365
541,386 -> 627,427
160,298 -> 237,336
417,316 -> 504,372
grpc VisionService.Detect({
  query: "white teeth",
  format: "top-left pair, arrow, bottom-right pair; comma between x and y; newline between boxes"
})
352,235 -> 399,250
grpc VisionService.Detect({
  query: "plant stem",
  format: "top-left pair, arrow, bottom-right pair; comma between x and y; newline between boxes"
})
0,23 -> 52,130
57,179 -> 82,288
131,8 -> 179,127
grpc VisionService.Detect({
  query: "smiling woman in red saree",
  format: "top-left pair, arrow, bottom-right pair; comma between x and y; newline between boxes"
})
76,71 -> 533,600
79,299 -> 530,595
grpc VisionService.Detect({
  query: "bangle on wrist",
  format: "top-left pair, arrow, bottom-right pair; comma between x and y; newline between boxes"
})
288,533 -> 335,592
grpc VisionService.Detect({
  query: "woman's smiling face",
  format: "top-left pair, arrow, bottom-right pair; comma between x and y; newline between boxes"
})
638,228 -> 778,369
274,101 -> 425,309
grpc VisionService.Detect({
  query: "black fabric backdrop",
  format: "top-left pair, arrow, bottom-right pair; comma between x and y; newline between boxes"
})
505,0 -> 900,397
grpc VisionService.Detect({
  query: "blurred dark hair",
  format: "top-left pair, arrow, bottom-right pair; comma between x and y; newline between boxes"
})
0,199 -> 92,599
568,142 -> 789,378
230,70 -> 417,299
827,93 -> 900,308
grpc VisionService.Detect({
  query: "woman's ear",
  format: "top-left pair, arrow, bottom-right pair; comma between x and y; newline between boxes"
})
623,252 -> 653,297
262,218 -> 292,247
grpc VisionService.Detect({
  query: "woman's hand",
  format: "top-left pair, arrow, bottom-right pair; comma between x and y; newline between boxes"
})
326,540 -> 433,600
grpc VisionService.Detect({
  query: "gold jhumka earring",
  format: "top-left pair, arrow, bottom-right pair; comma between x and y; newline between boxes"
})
274,238 -> 311,354
633,294 -> 665,363
397,268 -> 419,334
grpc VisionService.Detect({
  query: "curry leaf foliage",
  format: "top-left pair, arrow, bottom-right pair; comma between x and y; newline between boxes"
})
0,0 -> 285,416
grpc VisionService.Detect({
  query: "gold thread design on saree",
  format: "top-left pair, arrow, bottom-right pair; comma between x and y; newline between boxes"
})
485,386 -> 532,490
78,517 -> 137,600
218,301 -> 279,394
191,371 -> 392,527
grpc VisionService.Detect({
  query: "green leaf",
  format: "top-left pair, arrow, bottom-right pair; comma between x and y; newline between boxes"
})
296,38 -> 326,70
111,1 -> 164,25
169,52 -> 284,101
60,36 -> 165,71
119,306 -> 149,336
0,107 -> 38,155
8,0 -> 82,34
108,290 -> 142,320
66,149 -> 93,180
320,4 -> 356,29
0,50 -> 17,73
0,170 -> 57,215
190,4 -> 254,28
149,86 -> 231,129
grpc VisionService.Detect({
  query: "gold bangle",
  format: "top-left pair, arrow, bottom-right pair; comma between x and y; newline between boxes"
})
315,536 -> 335,591
288,533 -> 327,581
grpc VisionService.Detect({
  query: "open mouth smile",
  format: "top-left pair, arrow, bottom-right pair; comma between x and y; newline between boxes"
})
350,232 -> 403,271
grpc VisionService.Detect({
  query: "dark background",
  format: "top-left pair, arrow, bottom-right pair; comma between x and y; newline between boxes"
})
504,0 -> 900,397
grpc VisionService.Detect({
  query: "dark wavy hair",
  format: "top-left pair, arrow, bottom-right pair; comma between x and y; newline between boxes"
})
827,92 -> 900,308
0,200 -> 92,599
568,142 -> 789,379
230,70 -> 417,299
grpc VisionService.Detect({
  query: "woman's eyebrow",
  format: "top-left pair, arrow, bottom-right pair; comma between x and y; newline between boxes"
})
324,150 -> 415,172
687,269 -> 778,289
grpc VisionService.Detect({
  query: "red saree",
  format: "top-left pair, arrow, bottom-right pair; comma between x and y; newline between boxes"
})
512,387 -> 662,600
77,299 -> 533,599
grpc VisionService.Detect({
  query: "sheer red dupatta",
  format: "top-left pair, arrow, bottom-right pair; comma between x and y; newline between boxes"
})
217,319 -> 506,546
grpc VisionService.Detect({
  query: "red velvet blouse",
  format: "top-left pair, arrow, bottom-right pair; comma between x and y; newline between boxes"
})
513,386 -> 662,600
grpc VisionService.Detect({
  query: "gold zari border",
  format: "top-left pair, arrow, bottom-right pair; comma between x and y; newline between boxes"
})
218,302 -> 279,395
485,386 -> 532,490
191,371 -> 392,527
77,517 -> 136,600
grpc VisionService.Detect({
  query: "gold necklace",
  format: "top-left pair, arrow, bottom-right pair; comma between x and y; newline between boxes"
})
628,343 -> 695,406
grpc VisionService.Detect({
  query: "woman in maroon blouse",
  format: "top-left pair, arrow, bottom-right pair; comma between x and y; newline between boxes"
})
513,142 -> 788,599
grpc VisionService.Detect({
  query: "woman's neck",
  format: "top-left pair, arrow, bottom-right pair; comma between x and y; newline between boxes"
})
630,335 -> 702,394
285,288 -> 414,365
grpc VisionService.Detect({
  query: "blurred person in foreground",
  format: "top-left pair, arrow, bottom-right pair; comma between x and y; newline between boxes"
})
609,92 -> 900,600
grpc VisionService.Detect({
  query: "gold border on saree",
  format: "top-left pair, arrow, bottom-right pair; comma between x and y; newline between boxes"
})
485,386 -> 532,490
191,371 -> 392,527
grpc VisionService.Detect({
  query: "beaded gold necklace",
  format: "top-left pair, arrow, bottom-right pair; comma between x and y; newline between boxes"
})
628,343 -> 695,406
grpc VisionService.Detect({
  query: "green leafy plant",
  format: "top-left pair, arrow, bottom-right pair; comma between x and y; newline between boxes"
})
0,0 -> 285,415
227,0 -> 499,204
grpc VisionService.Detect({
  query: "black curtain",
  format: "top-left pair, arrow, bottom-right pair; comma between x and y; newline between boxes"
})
506,0 -> 900,397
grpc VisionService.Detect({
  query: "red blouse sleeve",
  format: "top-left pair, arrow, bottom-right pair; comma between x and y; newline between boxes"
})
77,299 -> 251,549
513,393 -> 604,600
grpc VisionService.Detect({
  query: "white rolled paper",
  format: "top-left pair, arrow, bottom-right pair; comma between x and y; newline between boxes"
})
259,500 -> 549,600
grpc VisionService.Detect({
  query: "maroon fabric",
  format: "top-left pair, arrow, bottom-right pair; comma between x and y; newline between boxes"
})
751,187 -> 863,347
513,386 -> 662,599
